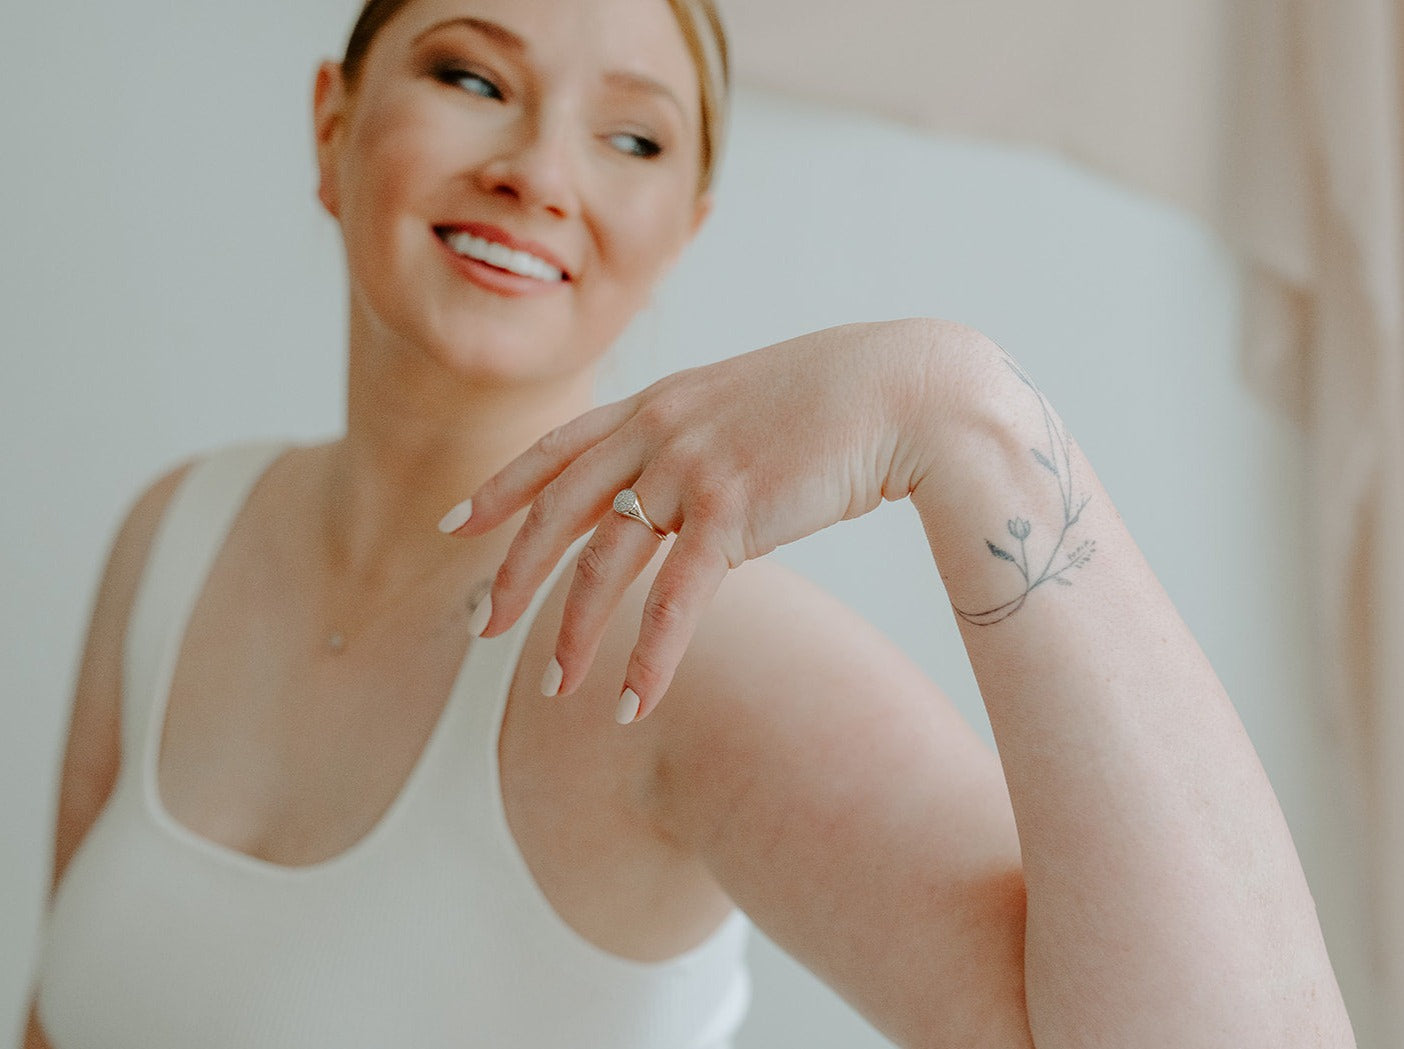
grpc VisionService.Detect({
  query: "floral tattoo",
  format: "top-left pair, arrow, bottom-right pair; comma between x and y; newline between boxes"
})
953,356 -> 1096,626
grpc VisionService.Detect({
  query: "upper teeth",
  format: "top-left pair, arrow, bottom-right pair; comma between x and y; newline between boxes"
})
443,231 -> 565,283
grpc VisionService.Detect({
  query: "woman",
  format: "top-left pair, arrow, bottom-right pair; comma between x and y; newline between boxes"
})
26,0 -> 1354,1046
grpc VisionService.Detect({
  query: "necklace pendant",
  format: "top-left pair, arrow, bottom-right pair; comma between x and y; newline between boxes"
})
327,633 -> 346,654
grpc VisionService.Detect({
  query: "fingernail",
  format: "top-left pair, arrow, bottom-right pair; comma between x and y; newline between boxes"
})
467,592 -> 492,637
540,658 -> 563,698
437,498 -> 474,534
615,688 -> 641,725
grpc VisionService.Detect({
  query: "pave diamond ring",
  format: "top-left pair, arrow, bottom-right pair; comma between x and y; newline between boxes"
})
612,488 -> 668,540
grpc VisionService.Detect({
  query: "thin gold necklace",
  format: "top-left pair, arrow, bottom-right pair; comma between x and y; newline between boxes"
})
317,452 -> 493,655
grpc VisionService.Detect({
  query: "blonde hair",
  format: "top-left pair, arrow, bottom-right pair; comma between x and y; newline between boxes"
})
341,0 -> 731,193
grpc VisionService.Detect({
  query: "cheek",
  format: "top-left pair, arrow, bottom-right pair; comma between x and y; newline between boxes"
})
344,97 -> 450,237
596,185 -> 694,292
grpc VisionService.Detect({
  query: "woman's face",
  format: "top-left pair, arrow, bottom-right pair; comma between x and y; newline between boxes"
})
315,0 -> 712,386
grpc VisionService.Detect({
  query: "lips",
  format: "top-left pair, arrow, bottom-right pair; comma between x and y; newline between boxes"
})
432,222 -> 572,281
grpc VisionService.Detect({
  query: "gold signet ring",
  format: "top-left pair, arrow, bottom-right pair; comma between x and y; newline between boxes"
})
613,488 -> 668,540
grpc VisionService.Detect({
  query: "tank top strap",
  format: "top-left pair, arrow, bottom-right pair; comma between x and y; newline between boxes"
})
121,440 -> 291,768
440,534 -> 756,1017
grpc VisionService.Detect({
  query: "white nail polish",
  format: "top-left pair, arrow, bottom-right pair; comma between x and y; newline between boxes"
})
615,688 -> 641,725
437,498 -> 474,534
540,658 -> 563,698
467,592 -> 492,637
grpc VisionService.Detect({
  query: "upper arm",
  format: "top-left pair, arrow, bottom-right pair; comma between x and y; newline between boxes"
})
648,559 -> 1034,1049
48,460 -> 194,897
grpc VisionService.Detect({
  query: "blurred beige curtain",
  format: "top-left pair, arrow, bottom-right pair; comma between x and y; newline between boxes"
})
719,0 -> 1403,1039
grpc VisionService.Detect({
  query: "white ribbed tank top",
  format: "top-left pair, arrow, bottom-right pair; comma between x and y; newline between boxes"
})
33,440 -> 751,1049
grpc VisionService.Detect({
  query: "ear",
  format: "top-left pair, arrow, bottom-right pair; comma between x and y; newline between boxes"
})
313,60 -> 350,219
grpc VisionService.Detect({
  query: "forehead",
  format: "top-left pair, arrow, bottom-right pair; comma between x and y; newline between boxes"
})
380,0 -> 697,105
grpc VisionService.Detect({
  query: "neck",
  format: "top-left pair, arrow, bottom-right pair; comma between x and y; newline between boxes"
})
324,317 -> 597,584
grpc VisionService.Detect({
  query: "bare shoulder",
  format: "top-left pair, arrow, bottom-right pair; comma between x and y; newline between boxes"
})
49,456 -> 197,895
89,457 -> 202,672
506,552 -> 909,798
107,461 -> 201,595
630,552 -> 1007,837
538,551 -> 915,729
525,546 -> 1007,846
639,557 -> 1030,1046
674,554 -> 926,701
654,554 -> 963,763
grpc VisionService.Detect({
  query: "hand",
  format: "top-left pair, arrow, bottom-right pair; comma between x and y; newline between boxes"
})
448,318 -> 961,721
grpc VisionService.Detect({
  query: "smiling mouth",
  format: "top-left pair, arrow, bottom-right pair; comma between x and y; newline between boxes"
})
434,227 -> 568,283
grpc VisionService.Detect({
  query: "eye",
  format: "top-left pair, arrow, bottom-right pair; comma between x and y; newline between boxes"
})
434,65 -> 504,101
608,132 -> 662,159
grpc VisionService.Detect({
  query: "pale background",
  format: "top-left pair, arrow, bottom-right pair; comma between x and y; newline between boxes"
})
0,2 -> 1359,1046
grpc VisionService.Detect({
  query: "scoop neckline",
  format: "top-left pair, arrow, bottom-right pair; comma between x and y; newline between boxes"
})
139,441 -> 481,880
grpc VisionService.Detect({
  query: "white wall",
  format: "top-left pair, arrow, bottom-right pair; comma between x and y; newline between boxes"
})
0,1 -> 1359,1045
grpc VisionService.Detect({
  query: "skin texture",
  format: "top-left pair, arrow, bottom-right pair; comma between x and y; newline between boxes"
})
320,0 -> 710,393
31,0 -> 715,1039
461,318 -> 1358,1046
30,2 -> 1356,1048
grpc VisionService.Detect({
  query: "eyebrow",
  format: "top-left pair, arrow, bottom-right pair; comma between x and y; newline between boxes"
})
411,16 -> 526,53
603,70 -> 688,123
411,16 -> 690,123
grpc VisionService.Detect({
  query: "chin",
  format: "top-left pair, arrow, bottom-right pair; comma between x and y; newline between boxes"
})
424,323 -> 596,392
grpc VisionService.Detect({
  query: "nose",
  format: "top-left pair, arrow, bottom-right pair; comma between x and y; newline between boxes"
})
474,111 -> 579,220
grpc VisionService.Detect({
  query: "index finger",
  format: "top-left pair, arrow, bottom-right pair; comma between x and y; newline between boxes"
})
446,397 -> 638,537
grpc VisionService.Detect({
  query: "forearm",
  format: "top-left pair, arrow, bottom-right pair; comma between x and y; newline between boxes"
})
905,326 -> 1354,1047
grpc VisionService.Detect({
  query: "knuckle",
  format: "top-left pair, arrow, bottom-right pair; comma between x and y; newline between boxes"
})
494,551 -> 525,595
554,618 -> 586,667
522,484 -> 557,536
641,586 -> 686,636
536,423 -> 570,462
555,606 -> 603,675
634,394 -> 680,436
650,368 -> 696,400
649,439 -> 702,484
574,542 -> 610,592
628,647 -> 666,696
690,477 -> 743,524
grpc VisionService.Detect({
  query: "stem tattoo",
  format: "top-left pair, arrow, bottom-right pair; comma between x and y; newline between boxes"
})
952,356 -> 1096,626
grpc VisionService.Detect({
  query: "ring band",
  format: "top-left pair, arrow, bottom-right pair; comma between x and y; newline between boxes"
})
613,488 -> 668,540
